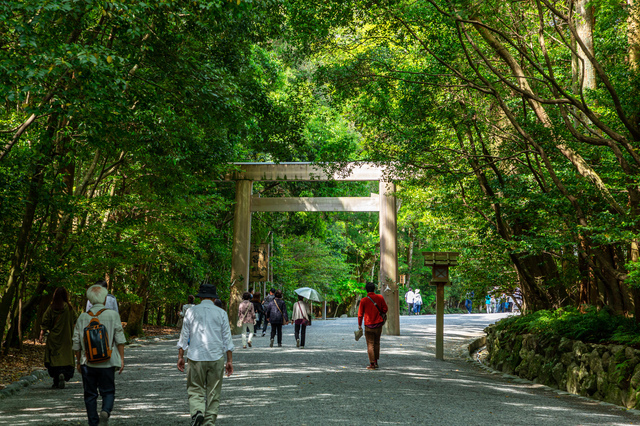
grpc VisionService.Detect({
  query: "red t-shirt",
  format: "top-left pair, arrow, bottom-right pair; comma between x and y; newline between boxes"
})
358,293 -> 388,328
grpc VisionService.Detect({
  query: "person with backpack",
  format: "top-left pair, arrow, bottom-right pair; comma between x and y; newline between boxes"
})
260,288 -> 276,337
72,284 -> 126,426
357,282 -> 388,370
265,290 -> 288,347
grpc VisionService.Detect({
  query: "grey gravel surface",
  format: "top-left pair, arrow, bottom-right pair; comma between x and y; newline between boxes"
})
1,313 -> 639,425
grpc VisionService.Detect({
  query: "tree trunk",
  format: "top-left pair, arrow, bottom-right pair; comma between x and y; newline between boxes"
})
0,158 -> 47,344
406,229 -> 414,288
575,0 -> 597,92
124,266 -> 149,337
629,0 -> 640,69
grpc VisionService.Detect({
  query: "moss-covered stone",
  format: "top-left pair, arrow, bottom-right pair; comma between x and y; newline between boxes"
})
484,322 -> 640,411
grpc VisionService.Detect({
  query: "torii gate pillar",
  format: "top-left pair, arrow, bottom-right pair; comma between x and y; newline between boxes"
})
229,179 -> 252,332
379,181 -> 400,335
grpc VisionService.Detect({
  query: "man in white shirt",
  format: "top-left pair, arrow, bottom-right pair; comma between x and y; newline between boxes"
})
405,288 -> 415,315
72,284 -> 126,426
85,281 -> 119,313
177,284 -> 234,426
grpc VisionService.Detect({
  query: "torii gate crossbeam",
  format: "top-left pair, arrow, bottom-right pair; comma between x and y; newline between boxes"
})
225,163 -> 400,336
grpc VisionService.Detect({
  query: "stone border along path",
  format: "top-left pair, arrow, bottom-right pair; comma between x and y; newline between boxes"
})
1,313 -> 640,425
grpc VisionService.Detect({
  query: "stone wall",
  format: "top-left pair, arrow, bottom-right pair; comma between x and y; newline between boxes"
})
485,324 -> 640,409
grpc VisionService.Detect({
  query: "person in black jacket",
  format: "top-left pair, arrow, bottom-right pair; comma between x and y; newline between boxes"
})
251,293 -> 264,334
265,291 -> 288,347
261,288 -> 276,337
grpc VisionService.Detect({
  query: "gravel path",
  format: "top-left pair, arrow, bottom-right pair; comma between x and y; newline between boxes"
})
1,313 -> 639,425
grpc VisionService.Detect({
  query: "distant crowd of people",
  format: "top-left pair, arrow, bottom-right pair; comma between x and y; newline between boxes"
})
404,287 -> 522,315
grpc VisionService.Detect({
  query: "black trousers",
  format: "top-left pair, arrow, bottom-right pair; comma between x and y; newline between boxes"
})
270,323 -> 283,344
294,323 -> 306,347
45,363 -> 75,383
81,366 -> 116,426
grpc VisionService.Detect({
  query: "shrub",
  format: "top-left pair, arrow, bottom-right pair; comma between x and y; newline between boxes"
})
494,307 -> 640,347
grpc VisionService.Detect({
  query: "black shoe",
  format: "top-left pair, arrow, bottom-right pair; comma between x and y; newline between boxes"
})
191,411 -> 204,426
99,410 -> 109,425
270,338 -> 274,347
57,373 -> 65,389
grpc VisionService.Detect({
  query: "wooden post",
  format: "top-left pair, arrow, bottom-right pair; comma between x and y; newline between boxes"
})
229,179 -> 252,335
423,252 -> 459,360
379,181 -> 400,336
436,283 -> 445,360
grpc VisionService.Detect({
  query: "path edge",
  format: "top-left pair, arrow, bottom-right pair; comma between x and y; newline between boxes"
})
466,336 -> 640,417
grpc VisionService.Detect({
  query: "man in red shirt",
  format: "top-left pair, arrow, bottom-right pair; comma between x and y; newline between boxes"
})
358,282 -> 388,370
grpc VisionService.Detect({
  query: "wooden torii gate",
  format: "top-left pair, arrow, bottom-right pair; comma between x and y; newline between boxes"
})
224,162 -> 400,335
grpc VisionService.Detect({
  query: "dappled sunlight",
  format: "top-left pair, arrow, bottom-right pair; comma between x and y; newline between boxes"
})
1,315 -> 638,425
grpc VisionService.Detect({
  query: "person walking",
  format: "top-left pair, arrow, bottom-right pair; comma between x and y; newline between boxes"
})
413,289 -> 423,315
238,292 -> 256,349
358,282 -> 388,370
485,295 -> 491,313
261,288 -> 276,337
404,287 -> 415,315
251,293 -> 263,334
72,284 -> 126,426
291,295 -> 311,349
465,291 -> 474,314
85,281 -> 119,313
177,294 -> 195,329
39,287 -> 77,389
265,290 -> 288,347
177,283 -> 234,426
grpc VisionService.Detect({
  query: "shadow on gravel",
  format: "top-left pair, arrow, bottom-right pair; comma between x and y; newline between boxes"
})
1,315 -> 638,425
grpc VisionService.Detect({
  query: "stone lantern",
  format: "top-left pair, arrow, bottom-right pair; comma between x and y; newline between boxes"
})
423,251 -> 459,360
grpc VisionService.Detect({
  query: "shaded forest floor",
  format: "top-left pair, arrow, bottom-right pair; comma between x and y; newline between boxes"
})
0,324 -> 178,389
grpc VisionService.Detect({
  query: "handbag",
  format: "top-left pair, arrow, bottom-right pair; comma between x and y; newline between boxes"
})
367,296 -> 387,324
296,302 -> 310,326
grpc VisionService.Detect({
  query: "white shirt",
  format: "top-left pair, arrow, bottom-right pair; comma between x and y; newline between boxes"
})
177,300 -> 234,361
86,294 -> 119,313
72,303 -> 127,368
414,293 -> 423,304
405,290 -> 415,303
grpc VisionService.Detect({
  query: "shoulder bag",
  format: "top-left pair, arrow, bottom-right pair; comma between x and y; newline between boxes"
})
274,299 -> 287,324
367,296 -> 387,325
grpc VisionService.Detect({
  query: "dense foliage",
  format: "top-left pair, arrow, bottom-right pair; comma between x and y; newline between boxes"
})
1,0 -> 639,344
494,308 -> 640,347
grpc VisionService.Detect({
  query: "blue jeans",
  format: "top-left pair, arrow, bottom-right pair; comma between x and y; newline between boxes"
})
465,300 -> 472,314
413,303 -> 421,314
81,365 -> 116,426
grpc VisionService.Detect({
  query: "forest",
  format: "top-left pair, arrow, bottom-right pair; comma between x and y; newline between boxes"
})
1,0 -> 639,346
